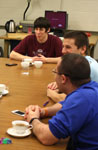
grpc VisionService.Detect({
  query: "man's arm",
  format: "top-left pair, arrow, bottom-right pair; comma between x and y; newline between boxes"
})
43,102 -> 62,116
45,57 -> 60,63
32,119 -> 59,145
47,89 -> 66,103
10,51 -> 31,61
47,82 -> 66,102
34,54 -> 60,63
25,103 -> 62,119
25,106 -> 60,145
10,51 -> 38,61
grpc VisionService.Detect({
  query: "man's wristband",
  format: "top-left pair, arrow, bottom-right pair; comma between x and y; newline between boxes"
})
29,118 -> 39,124
43,108 -> 48,117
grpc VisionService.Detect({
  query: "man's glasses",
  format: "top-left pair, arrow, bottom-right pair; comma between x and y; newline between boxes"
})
52,69 -> 69,77
52,69 -> 89,80
52,69 -> 61,75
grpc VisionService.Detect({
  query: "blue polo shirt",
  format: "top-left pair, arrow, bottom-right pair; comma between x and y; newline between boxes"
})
49,81 -> 98,150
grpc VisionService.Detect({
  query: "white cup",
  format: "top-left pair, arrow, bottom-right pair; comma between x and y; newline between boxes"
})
0,84 -> 6,93
23,58 -> 32,63
12,120 -> 32,134
21,62 -> 29,69
34,61 -> 43,68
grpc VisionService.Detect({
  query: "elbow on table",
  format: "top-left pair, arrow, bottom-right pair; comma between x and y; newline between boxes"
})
9,51 -> 16,60
38,133 -> 58,146
9,51 -> 13,59
40,137 -> 56,146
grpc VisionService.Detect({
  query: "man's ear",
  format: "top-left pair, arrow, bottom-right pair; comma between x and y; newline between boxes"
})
47,28 -> 50,33
80,45 -> 86,55
61,74 -> 67,84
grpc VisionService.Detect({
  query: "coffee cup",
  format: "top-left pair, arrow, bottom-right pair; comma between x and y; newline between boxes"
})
21,62 -> 29,69
12,120 -> 32,134
0,84 -> 6,93
34,61 -> 43,68
23,58 -> 32,63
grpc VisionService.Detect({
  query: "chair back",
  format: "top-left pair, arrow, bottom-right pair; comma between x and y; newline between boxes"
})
94,40 -> 98,59
0,46 -> 4,57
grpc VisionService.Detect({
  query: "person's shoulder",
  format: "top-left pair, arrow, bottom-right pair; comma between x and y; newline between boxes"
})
82,81 -> 97,87
79,81 -> 98,95
85,55 -> 95,61
85,56 -> 98,65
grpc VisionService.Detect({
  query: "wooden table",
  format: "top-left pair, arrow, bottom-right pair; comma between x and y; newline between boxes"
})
0,58 -> 68,150
0,33 -> 98,58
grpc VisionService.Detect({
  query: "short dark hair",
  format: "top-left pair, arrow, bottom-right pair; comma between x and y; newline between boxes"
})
58,53 -> 91,86
64,31 -> 89,55
34,17 -> 50,31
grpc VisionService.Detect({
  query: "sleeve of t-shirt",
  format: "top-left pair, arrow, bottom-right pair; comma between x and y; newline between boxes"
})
13,36 -> 29,55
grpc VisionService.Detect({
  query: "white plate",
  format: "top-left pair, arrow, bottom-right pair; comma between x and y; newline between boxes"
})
7,127 -> 31,138
2,90 -> 9,95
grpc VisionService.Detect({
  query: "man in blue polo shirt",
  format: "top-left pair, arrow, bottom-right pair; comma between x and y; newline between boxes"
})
25,53 -> 98,150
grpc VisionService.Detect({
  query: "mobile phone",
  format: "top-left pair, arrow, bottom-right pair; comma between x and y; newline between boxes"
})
11,110 -> 25,116
6,63 -> 17,66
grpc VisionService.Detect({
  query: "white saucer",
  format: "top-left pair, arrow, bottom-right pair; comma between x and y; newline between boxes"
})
2,90 -> 9,95
7,127 -> 31,137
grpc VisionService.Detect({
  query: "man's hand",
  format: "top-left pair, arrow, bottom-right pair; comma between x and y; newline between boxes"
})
24,105 -> 41,121
47,82 -> 58,90
32,56 -> 41,62
24,105 -> 46,121
47,88 -> 66,102
47,88 -> 58,97
34,54 -> 47,63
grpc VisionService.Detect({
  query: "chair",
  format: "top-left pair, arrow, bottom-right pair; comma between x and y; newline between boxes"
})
96,59 -> 98,62
89,43 -> 95,57
93,40 -> 98,60
0,46 -> 4,57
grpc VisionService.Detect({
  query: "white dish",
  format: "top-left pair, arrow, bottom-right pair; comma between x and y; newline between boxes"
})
7,127 -> 31,138
34,61 -> 43,68
2,90 -> 9,95
23,58 -> 32,63
21,62 -> 29,69
0,84 -> 6,92
0,94 -> 2,98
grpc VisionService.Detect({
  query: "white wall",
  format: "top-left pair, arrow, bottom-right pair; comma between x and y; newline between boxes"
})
0,0 -> 98,51
61,0 -> 98,31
